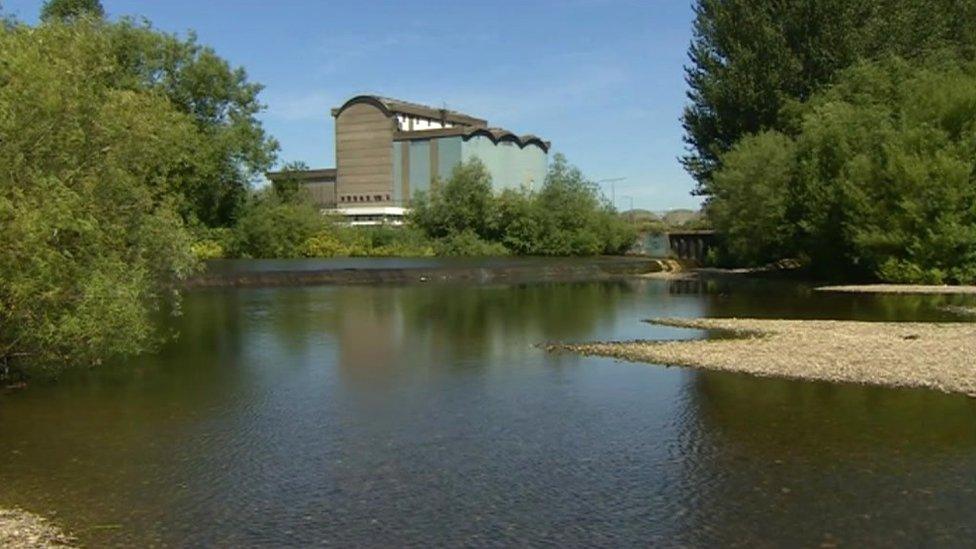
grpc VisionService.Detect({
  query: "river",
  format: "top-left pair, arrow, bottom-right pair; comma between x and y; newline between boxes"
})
1,262 -> 975,546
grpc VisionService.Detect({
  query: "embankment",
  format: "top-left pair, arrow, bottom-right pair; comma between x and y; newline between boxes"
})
185,256 -> 676,288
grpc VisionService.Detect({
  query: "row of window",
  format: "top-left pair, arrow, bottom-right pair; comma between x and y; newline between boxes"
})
340,194 -> 390,203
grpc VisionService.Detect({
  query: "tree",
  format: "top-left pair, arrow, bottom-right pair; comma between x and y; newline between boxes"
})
104,19 -> 279,226
409,159 -> 496,241
0,21 -> 200,375
410,155 -> 636,256
231,188 -> 329,259
706,131 -> 795,266
682,0 -> 976,194
708,55 -> 976,283
34,8 -> 279,227
40,0 -> 104,22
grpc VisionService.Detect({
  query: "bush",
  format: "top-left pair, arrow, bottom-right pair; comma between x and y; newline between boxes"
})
231,191 -> 329,258
433,230 -> 509,257
410,155 -> 637,256
708,55 -> 976,283
0,21 -> 200,374
301,232 -> 351,258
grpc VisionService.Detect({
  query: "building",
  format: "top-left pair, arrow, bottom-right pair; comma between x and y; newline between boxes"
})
267,95 -> 550,225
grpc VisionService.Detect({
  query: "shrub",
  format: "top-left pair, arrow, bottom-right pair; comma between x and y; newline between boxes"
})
0,21 -> 200,374
433,230 -> 509,257
410,155 -> 637,256
708,55 -> 976,283
231,191 -> 328,258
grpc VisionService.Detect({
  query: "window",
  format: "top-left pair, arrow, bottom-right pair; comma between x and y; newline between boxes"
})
374,194 -> 382,201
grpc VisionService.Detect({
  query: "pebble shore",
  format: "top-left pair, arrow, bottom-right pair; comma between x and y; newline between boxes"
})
550,317 -> 976,396
0,509 -> 74,548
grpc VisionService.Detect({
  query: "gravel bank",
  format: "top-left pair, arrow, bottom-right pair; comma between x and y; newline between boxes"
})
0,509 -> 74,548
549,318 -> 976,396
817,284 -> 976,294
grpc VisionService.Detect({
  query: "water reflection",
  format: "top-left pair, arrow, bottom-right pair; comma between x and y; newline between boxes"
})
0,274 -> 974,546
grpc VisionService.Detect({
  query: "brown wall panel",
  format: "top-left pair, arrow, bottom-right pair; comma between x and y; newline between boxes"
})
336,103 -> 394,203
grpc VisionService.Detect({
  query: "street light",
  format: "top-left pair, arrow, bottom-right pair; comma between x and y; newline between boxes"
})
619,195 -> 635,222
595,177 -> 626,208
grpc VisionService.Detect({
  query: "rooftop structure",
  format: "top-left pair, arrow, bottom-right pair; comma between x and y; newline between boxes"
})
268,94 -> 549,224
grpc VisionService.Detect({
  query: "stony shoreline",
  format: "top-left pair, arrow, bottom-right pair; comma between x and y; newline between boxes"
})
817,284 -> 976,294
548,317 -> 976,396
0,509 -> 74,548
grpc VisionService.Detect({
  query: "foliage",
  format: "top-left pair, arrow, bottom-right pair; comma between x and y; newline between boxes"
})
410,155 -> 637,256
707,131 -> 796,266
683,0 -> 976,193
40,0 -> 104,22
0,21 -> 199,374
432,230 -> 509,257
103,18 -> 278,226
271,160 -> 309,202
300,225 -> 435,258
230,190 -> 329,258
707,56 -> 976,283
409,160 -> 497,241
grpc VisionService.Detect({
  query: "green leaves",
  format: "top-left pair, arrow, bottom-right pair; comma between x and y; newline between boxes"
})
709,56 -> 976,283
409,155 -> 636,256
683,0 -> 976,193
0,20 -> 200,375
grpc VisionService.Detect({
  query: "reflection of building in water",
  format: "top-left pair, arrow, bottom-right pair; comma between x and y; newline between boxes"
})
330,284 -> 637,385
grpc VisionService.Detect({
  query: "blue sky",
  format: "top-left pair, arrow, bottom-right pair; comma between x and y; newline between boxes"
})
4,0 -> 700,210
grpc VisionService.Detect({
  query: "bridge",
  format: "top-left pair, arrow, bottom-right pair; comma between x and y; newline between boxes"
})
667,230 -> 715,262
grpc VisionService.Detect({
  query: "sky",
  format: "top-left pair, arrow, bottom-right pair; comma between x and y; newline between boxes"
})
4,0 -> 701,210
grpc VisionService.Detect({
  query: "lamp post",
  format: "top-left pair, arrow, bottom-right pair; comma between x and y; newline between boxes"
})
595,177 -> 626,208
620,195 -> 635,222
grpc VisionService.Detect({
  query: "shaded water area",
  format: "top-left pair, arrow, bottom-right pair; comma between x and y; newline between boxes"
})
2,261 -> 976,546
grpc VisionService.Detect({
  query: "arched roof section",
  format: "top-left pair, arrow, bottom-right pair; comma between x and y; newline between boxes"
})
331,95 -> 394,118
463,128 -> 550,152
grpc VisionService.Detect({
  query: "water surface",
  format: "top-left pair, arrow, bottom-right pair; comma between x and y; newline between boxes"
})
2,268 -> 975,546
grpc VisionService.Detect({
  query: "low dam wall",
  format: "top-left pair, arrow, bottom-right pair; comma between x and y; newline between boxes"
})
186,257 -> 669,289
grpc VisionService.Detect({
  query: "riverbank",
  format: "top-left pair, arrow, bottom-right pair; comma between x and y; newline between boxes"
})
0,509 -> 73,548
817,284 -> 976,294
185,256 -> 675,288
549,317 -> 976,396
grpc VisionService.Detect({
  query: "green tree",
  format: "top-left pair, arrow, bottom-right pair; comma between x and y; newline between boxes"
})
706,131 -> 796,265
410,154 -> 636,256
104,19 -> 278,226
709,55 -> 976,283
409,159 -> 496,240
0,21 -> 200,375
231,190 -> 329,258
40,0 -> 104,22
32,7 -> 279,227
682,0 -> 976,194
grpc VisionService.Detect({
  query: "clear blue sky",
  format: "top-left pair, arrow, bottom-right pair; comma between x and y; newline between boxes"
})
4,0 -> 700,210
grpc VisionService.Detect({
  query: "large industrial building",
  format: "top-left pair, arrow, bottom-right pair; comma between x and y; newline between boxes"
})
268,95 -> 550,224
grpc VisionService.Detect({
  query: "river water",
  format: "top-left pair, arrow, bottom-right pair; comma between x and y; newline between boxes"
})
1,264 -> 975,546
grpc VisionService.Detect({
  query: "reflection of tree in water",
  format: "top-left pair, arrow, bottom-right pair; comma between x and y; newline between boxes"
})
679,277 -> 973,321
655,370 -> 976,546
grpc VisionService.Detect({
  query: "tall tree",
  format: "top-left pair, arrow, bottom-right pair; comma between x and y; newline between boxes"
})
103,20 -> 279,226
35,7 -> 279,227
682,0 -> 976,195
40,0 -> 103,22
1,20 -> 200,374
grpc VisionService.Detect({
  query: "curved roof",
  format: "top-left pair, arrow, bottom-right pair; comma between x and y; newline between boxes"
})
464,127 -> 550,152
332,95 -> 488,127
391,126 -> 549,152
